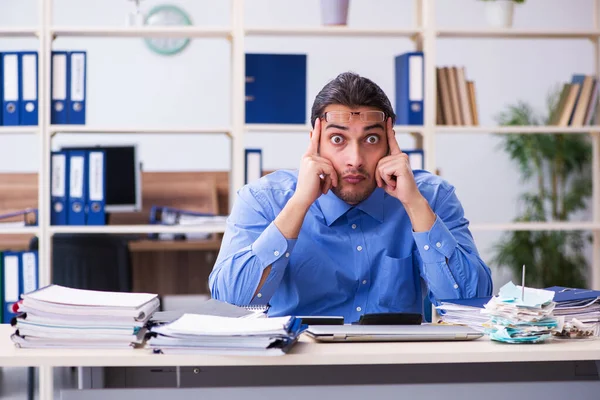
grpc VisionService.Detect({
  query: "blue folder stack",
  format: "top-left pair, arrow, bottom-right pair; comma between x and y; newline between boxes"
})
0,50 -> 86,126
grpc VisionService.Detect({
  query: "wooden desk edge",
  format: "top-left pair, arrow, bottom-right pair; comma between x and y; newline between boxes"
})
128,238 -> 222,252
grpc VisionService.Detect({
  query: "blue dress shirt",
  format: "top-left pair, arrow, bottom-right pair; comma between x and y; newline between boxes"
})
209,169 -> 492,323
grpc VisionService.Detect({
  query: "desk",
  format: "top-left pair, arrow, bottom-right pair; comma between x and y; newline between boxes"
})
2,325 -> 600,400
128,238 -> 220,295
128,238 -> 222,252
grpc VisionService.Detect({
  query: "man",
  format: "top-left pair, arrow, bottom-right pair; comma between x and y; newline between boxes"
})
209,72 -> 492,322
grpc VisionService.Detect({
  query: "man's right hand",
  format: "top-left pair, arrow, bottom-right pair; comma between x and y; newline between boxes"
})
292,117 -> 338,209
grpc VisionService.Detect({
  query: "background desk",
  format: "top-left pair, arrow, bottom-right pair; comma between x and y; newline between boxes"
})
128,238 -> 221,296
2,325 -> 600,399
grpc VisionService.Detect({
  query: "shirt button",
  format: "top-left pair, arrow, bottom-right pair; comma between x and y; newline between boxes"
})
453,284 -> 459,289
274,250 -> 280,256
257,293 -> 263,298
285,252 -> 290,258
362,280 -> 367,285
424,245 -> 430,251
436,242 -> 442,248
351,224 -> 357,229
357,245 -> 363,251
356,306 -> 362,312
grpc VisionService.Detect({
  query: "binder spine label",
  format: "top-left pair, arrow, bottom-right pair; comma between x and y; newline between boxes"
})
3,54 -> 18,102
89,152 -> 104,201
52,154 -> 66,197
52,54 -> 67,100
71,53 -> 85,102
22,253 -> 37,294
409,55 -> 423,102
4,255 -> 19,303
22,54 -> 37,102
70,155 -> 84,198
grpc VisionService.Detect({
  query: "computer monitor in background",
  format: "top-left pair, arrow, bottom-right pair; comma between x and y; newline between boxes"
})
60,145 -> 142,213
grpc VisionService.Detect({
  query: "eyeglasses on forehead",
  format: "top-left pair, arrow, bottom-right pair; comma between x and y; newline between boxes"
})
321,110 -> 386,123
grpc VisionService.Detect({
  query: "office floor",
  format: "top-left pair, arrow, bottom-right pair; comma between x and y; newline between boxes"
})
0,367 -> 78,399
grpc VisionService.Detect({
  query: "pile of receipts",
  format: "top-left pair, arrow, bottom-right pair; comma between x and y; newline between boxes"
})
482,282 -> 560,344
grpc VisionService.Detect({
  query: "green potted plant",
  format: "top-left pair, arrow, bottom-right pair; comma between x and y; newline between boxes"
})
490,86 -> 592,289
481,0 -> 525,28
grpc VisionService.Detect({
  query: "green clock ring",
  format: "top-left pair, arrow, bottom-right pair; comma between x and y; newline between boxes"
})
144,5 -> 192,56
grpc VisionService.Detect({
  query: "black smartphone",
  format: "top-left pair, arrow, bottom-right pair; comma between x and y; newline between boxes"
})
297,316 -> 344,325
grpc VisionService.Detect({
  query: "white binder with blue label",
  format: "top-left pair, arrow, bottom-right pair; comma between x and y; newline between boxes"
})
86,149 -> 106,225
51,151 -> 69,225
68,51 -> 86,124
245,149 -> 263,184
51,51 -> 69,124
67,150 -> 87,225
3,252 -> 21,324
19,51 -> 38,126
1,52 -> 20,126
21,251 -> 38,298
404,149 -> 425,170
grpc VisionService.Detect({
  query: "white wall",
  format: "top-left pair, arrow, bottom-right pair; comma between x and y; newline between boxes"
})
0,0 -> 595,291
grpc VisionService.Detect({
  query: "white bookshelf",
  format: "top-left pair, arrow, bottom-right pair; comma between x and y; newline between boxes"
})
48,224 -> 226,235
245,26 -> 422,37
0,27 -> 39,37
49,126 -> 232,136
436,28 -> 600,39
0,227 -> 40,235
3,1 -> 600,398
51,26 -> 233,38
470,222 -> 600,232
435,126 -> 600,134
0,126 -> 39,134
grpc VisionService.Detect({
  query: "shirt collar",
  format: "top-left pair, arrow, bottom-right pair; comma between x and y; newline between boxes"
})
356,187 -> 385,223
317,187 -> 385,226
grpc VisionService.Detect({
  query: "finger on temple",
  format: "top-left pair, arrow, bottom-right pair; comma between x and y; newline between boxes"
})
387,118 -> 401,155
307,117 -> 321,155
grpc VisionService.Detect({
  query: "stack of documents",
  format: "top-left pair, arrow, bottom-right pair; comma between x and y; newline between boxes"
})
546,286 -> 600,337
482,282 -> 560,344
147,314 -> 305,356
10,285 -> 159,349
435,297 -> 489,332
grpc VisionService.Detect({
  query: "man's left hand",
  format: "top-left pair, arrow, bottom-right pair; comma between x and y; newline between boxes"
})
375,118 -> 423,206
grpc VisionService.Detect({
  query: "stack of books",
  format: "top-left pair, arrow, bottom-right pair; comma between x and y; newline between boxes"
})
147,313 -> 305,356
10,285 -> 159,349
550,74 -> 598,127
436,66 -> 479,126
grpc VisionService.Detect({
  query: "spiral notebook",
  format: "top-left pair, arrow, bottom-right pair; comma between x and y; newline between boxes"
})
150,299 -> 269,325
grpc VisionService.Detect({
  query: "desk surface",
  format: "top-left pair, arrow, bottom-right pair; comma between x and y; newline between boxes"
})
128,238 -> 222,252
1,325 -> 600,368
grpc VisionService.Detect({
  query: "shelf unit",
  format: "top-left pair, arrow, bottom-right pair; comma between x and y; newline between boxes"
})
2,1 -> 600,398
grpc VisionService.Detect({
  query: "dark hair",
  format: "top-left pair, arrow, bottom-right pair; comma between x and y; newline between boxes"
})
310,72 -> 396,127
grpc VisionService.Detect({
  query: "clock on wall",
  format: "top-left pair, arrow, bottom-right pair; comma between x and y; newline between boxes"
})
144,5 -> 192,56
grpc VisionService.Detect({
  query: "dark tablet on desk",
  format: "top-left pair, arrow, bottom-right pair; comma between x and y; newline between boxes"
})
305,324 -> 483,342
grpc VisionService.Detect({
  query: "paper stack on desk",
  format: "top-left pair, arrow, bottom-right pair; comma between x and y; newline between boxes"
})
147,313 -> 305,356
435,297 -> 489,332
482,282 -> 560,344
10,285 -> 160,349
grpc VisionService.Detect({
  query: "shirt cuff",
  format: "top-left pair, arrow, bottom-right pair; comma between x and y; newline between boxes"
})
250,222 -> 297,305
412,215 -> 458,264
